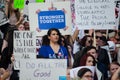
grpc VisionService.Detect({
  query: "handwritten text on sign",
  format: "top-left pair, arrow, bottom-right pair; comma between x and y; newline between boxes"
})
14,31 -> 36,70
20,59 -> 67,80
75,0 -> 116,29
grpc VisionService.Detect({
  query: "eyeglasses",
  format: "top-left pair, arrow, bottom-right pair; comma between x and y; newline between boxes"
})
96,36 -> 102,40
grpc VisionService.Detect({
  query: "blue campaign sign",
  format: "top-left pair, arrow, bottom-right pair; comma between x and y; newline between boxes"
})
38,10 -> 66,30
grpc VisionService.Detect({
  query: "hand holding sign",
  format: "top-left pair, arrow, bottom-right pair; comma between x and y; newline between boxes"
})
48,3 -> 57,11
36,27 -> 41,32
62,8 -> 67,13
63,26 -> 68,31
36,9 -> 41,14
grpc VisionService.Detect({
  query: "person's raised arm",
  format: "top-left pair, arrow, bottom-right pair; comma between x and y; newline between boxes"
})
72,28 -> 80,42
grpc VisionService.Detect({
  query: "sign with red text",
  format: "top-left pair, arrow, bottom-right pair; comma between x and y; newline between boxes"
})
75,0 -> 116,29
13,31 -> 36,70
20,59 -> 67,80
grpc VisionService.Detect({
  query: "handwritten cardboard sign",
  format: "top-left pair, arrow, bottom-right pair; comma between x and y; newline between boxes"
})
75,0 -> 116,29
13,31 -> 36,70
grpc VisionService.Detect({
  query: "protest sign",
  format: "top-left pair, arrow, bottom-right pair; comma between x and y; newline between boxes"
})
28,1 -> 72,36
70,66 -> 95,79
115,0 -> 120,29
13,31 -> 36,70
36,0 -> 44,2
23,0 -> 36,22
14,0 -> 24,9
75,0 -> 116,29
20,59 -> 67,80
38,10 -> 65,29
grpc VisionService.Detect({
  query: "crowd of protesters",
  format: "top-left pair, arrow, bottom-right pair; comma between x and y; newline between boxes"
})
0,0 -> 120,80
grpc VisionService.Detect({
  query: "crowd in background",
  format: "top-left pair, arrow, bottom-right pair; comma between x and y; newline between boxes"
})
0,0 -> 120,80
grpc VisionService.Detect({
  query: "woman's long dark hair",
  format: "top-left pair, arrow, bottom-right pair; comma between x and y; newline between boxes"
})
79,35 -> 93,47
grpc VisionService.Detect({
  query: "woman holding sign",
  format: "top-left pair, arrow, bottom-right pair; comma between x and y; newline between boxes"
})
5,0 -> 24,26
38,28 -> 68,59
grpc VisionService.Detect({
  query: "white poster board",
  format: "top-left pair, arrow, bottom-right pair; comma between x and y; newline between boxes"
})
20,59 -> 67,80
23,0 -> 36,21
13,31 -> 36,70
70,66 -> 95,79
115,0 -> 120,29
28,1 -> 72,36
75,0 -> 116,29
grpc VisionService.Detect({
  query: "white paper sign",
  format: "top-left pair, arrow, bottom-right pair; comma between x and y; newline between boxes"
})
28,1 -> 72,36
70,66 -> 95,79
75,0 -> 116,29
13,31 -> 36,70
20,59 -> 67,80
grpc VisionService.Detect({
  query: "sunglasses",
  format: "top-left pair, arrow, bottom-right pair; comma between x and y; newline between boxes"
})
96,36 -> 102,40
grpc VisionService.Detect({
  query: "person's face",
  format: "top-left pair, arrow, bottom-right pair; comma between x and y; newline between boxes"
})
24,22 -> 30,30
110,63 -> 119,75
48,30 -> 59,43
95,32 -> 103,46
86,37 -> 92,47
82,71 -> 93,80
87,49 -> 97,59
18,24 -> 25,31
86,56 -> 94,66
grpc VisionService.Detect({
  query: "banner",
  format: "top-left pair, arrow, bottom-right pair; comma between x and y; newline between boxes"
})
20,59 -> 67,80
